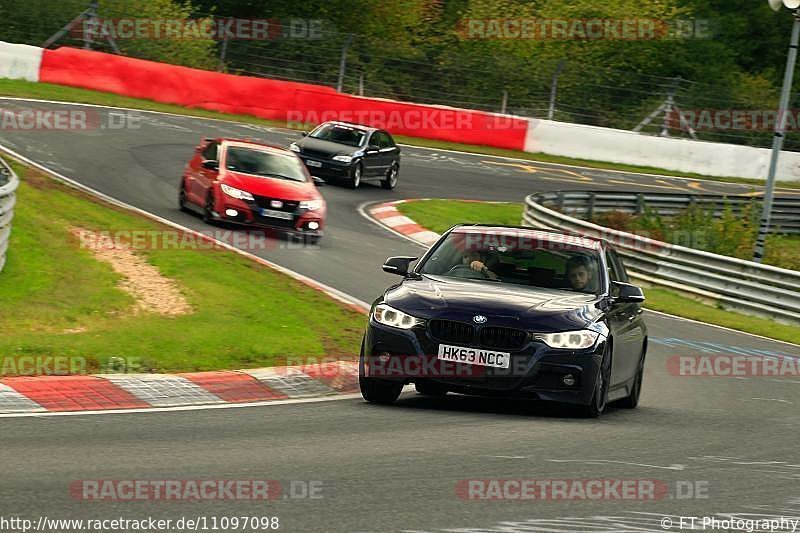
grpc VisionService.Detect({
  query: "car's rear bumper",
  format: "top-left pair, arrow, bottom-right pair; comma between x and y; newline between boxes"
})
363,320 -> 604,406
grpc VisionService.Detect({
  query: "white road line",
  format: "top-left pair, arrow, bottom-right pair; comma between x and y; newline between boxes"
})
750,397 -> 793,404
644,309 -> 800,348
547,459 -> 687,471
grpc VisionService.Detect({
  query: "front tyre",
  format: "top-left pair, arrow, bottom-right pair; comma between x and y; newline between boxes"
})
359,346 -> 402,404
178,180 -> 190,212
381,163 -> 399,190
303,233 -> 321,246
578,342 -> 611,418
348,162 -> 363,189
360,377 -> 402,404
202,191 -> 217,225
618,351 -> 645,409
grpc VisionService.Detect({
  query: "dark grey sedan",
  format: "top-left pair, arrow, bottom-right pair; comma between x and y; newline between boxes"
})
289,121 -> 400,189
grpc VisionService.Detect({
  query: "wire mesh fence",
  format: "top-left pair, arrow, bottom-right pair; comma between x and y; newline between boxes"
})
0,1 -> 795,151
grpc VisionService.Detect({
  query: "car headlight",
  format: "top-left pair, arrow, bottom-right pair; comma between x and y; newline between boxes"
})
220,183 -> 254,201
535,330 -> 603,350
373,304 -> 422,329
300,199 -> 325,210
289,143 -> 301,152
332,155 -> 353,163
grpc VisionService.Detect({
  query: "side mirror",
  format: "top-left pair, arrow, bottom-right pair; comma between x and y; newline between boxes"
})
300,131 -> 309,137
611,281 -> 645,303
382,256 -> 418,276
201,159 -> 219,171
312,176 -> 325,186
367,144 -> 380,153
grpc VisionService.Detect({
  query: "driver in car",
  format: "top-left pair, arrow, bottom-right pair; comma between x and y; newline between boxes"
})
464,250 -> 499,280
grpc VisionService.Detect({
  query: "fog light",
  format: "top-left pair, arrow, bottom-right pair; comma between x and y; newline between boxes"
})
307,221 -> 320,230
562,374 -> 576,386
225,209 -> 238,217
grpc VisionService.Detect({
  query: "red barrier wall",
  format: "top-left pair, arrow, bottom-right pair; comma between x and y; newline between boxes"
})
39,47 -> 527,150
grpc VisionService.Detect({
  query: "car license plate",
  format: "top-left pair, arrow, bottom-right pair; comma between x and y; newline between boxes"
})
305,159 -> 322,168
437,344 -> 510,369
260,208 -> 293,220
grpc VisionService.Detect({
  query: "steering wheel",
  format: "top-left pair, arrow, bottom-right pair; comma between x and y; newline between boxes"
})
446,264 -> 489,279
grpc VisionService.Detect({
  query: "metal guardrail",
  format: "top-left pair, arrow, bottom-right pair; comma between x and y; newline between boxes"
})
522,191 -> 800,324
0,157 -> 18,273
542,190 -> 800,234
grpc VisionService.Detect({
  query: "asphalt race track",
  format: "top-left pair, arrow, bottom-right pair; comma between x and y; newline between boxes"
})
2,99 -> 800,532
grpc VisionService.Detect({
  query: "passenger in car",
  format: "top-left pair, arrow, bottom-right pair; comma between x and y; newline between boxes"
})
565,255 -> 597,293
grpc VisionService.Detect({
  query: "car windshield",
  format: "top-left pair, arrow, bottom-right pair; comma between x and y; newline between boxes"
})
224,146 -> 308,182
417,231 -> 603,294
308,124 -> 367,147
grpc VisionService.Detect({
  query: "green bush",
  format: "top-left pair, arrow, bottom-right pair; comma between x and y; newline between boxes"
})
592,198 -> 800,270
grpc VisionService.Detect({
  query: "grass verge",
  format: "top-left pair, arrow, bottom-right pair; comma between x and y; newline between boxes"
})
395,199 -> 800,345
0,158 -> 365,374
2,78 -> 799,190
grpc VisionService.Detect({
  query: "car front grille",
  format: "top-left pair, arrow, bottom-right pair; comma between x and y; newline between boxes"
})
428,320 -> 528,351
251,195 -> 300,212
300,149 -> 332,160
479,326 -> 529,351
428,319 -> 475,345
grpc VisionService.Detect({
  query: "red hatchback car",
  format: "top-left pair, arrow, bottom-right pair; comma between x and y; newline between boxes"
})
179,138 -> 327,241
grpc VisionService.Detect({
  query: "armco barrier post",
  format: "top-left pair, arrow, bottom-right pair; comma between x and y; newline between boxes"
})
0,158 -> 19,274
